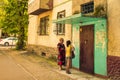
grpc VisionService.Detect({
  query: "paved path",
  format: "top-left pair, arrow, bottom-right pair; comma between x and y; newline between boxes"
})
0,52 -> 35,80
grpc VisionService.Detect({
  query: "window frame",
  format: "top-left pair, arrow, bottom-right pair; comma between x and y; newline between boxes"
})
56,10 -> 66,35
39,16 -> 49,35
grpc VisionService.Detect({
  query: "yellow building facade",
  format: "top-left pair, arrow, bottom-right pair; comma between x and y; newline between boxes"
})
28,0 -> 120,79
108,0 -> 120,56
28,0 -> 72,47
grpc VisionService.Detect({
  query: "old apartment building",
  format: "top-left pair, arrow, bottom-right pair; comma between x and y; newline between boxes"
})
28,0 -> 120,78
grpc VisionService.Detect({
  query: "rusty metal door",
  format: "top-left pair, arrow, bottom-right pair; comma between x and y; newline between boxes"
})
80,25 -> 94,74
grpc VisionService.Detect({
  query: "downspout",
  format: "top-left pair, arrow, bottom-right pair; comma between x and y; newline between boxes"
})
71,0 -> 73,42
106,0 -> 109,76
40,0 -> 41,9
71,24 -> 73,42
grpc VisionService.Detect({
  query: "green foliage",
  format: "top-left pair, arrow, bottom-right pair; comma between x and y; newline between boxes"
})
93,4 -> 107,18
0,0 -> 28,50
48,54 -> 57,62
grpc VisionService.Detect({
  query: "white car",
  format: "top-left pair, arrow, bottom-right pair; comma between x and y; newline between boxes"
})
0,37 -> 18,46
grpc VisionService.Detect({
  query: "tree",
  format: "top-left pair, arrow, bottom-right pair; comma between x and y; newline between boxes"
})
0,0 -> 28,50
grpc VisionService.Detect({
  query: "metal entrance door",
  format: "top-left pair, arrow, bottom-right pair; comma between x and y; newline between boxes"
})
80,25 -> 94,74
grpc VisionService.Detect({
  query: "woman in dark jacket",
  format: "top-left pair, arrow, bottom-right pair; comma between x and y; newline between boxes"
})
57,38 -> 65,70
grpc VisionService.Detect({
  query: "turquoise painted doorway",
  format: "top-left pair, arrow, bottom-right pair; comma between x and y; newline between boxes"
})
80,25 -> 94,74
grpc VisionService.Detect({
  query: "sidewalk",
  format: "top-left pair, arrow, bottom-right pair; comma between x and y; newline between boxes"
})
54,68 -> 109,80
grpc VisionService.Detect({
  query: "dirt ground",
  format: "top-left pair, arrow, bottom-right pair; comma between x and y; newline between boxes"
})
0,48 -> 73,80
0,48 -> 111,80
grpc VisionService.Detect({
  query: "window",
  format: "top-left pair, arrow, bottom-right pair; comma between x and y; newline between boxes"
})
56,10 -> 65,35
81,1 -> 94,14
39,16 -> 49,35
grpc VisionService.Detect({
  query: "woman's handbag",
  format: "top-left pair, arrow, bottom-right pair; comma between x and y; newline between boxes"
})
71,51 -> 75,59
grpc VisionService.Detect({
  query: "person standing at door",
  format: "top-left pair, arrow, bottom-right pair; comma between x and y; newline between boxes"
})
57,38 -> 66,70
66,40 -> 73,74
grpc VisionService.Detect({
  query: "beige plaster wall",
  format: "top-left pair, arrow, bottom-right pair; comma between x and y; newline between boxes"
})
28,0 -> 72,48
108,0 -> 120,56
51,0 -> 72,47
28,15 -> 38,44
53,0 -> 71,7
33,1 -> 72,48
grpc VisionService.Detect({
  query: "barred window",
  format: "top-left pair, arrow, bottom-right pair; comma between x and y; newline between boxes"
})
81,1 -> 94,14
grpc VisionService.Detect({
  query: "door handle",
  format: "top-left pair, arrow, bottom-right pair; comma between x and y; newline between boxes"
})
84,40 -> 88,44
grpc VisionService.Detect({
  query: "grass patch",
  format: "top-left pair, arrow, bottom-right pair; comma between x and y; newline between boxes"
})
47,54 -> 57,62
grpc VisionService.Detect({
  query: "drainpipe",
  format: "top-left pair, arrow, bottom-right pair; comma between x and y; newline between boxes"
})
106,0 -> 108,55
40,0 -> 41,8
106,0 -> 109,75
71,24 -> 73,42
